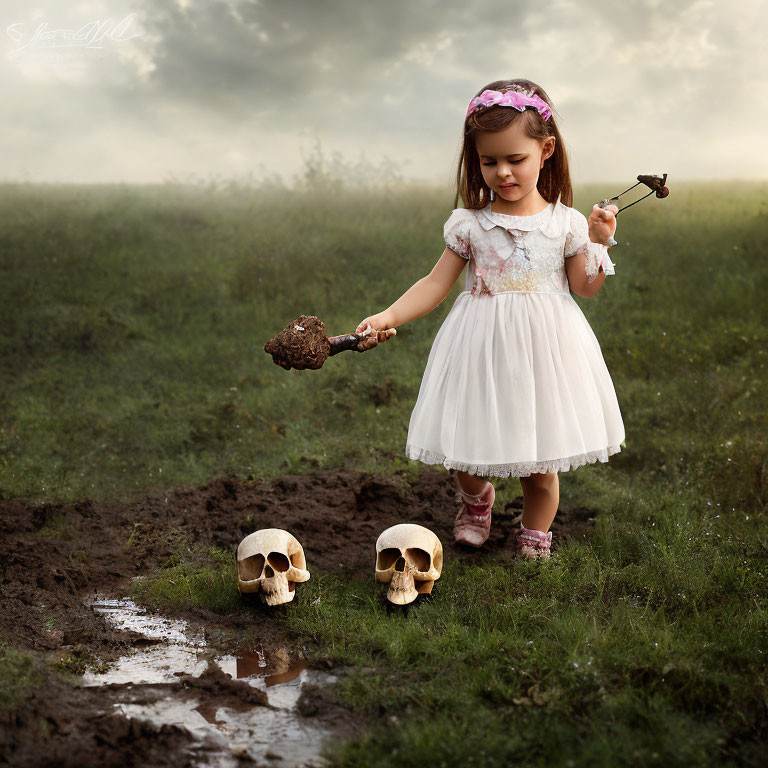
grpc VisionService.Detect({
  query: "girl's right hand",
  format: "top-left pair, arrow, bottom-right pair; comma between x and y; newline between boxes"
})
355,312 -> 395,335
355,312 -> 397,351
589,204 -> 618,246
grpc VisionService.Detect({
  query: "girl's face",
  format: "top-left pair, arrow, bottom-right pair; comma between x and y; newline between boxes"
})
475,118 -> 555,210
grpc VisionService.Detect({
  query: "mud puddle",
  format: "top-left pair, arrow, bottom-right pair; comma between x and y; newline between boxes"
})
84,597 -> 339,767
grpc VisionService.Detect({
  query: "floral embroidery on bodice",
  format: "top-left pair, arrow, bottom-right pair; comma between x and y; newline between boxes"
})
443,198 -> 614,296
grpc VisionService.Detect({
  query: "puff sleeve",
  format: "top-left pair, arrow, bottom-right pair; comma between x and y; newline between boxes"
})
443,209 -> 473,260
564,208 -> 615,284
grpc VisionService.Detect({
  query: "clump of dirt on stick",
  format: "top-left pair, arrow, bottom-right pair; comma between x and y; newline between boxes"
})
264,314 -> 330,370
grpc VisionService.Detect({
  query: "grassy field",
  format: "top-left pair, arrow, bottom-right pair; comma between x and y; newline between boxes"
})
1,180 -> 767,765
132,503 -> 767,766
0,180 -> 766,508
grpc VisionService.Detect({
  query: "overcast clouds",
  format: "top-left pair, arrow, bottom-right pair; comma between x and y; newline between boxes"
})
2,0 -> 766,185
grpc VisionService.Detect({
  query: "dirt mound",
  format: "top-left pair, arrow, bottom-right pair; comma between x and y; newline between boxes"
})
0,657 -> 283,767
179,663 -> 270,710
0,465 -> 594,656
0,668 -> 198,768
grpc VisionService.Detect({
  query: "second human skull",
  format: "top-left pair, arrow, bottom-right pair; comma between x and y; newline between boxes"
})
237,528 -> 310,606
375,523 -> 443,605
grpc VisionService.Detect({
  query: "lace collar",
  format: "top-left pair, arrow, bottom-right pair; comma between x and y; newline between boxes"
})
476,194 -> 565,238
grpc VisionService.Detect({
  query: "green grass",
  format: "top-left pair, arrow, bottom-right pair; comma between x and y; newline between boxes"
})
37,510 -> 71,539
128,475 -> 768,767
2,180 -> 765,504
1,179 -> 767,765
0,642 -> 44,710
130,546 -> 242,614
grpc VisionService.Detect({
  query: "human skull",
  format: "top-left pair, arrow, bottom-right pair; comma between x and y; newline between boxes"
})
237,528 -> 310,606
375,524 -> 443,605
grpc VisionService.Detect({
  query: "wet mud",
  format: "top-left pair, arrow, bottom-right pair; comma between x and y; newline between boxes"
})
73,598 -> 341,767
0,465 -> 596,766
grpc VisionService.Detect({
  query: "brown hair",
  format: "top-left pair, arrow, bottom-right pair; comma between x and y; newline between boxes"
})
453,78 -> 572,210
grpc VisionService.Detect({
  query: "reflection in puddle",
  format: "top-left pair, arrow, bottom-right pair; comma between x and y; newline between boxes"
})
214,648 -> 267,681
83,644 -> 209,685
88,598 -> 206,645
84,598 -> 207,686
85,595 -> 337,767
266,661 -> 309,687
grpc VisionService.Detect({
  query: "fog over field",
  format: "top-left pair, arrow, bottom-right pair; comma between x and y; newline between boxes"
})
2,0 -> 766,185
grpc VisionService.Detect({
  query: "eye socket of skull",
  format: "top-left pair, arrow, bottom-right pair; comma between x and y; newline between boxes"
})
377,547 -> 432,573
266,552 -> 290,573
404,547 -> 431,572
239,553 -> 265,580
376,548 -> 402,571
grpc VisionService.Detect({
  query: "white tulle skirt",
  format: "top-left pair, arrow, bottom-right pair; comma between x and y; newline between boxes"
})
405,290 -> 625,477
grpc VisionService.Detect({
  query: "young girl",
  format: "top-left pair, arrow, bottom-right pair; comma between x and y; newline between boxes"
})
356,78 -> 625,560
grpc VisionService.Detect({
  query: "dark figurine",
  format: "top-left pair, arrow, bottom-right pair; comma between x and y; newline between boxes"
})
597,173 -> 670,246
598,173 -> 670,214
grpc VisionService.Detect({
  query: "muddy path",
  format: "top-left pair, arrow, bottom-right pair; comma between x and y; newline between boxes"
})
0,465 -> 596,766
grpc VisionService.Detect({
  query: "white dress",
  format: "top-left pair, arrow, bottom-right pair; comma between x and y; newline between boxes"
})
404,197 -> 625,477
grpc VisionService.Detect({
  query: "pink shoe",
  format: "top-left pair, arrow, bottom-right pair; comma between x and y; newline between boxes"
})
515,523 -> 553,560
453,478 -> 495,547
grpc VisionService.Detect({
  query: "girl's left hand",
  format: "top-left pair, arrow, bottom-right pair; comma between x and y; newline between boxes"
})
588,204 -> 618,246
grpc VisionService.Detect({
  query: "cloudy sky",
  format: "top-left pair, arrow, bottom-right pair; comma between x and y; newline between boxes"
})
2,0 -> 766,186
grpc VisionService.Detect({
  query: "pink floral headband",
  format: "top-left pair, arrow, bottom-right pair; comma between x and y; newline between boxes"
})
466,88 -> 552,122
